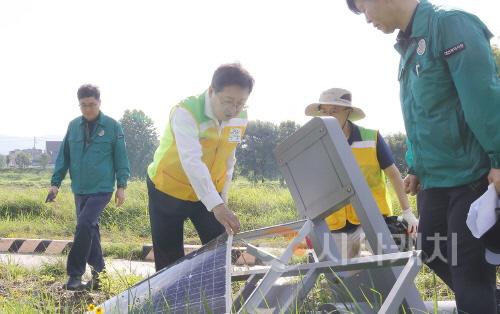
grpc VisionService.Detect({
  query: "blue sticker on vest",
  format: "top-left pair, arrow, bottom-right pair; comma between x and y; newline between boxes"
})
443,42 -> 465,58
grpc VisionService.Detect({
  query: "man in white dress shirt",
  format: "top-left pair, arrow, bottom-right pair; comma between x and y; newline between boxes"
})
146,63 -> 254,270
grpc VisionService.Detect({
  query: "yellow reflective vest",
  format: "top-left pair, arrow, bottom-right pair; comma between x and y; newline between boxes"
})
325,126 -> 393,230
147,93 -> 247,201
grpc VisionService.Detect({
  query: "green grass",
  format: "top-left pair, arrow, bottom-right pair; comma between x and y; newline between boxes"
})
228,180 -> 298,229
0,258 -> 142,313
415,265 -> 454,301
0,170 -> 300,246
0,259 -> 415,314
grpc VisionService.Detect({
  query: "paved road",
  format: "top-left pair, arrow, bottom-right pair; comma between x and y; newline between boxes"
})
0,253 -> 156,277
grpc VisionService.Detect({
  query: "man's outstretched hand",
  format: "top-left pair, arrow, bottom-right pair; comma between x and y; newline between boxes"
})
403,174 -> 420,196
488,168 -> 500,194
213,203 -> 240,235
115,187 -> 126,207
46,186 -> 59,202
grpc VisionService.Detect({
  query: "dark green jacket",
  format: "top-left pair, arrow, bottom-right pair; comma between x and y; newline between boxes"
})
51,112 -> 130,194
398,0 -> 500,189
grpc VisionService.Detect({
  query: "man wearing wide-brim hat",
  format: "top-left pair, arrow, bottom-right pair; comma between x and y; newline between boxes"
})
305,87 -> 418,258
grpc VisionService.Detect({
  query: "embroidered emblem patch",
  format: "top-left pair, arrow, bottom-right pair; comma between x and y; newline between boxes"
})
443,42 -> 465,58
228,128 -> 242,143
98,129 -> 105,137
416,39 -> 426,55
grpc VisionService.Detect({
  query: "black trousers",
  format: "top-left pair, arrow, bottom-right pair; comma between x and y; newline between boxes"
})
67,192 -> 112,277
147,177 -> 225,271
418,175 -> 497,314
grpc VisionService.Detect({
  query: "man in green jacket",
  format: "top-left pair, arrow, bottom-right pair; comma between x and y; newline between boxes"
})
346,0 -> 500,313
49,84 -> 130,290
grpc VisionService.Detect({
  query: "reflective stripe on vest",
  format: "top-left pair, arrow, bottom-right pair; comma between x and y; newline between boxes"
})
325,126 -> 392,230
147,93 -> 247,201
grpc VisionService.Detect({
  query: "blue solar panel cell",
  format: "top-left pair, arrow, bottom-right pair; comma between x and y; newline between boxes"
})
99,234 -> 231,314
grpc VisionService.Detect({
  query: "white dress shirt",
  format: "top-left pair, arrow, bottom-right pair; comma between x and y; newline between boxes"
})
170,92 -> 237,211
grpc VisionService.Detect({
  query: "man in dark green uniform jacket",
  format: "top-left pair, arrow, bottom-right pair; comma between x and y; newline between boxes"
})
49,84 -> 130,290
346,0 -> 500,313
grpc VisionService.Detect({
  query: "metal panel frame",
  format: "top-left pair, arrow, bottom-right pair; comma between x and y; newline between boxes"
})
234,117 -> 426,313
237,220 -> 314,312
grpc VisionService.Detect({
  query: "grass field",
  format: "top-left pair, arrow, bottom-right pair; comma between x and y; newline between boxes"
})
1,168 -> 495,313
0,169 -> 298,248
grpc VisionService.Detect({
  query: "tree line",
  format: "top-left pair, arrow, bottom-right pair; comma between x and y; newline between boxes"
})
119,111 -> 409,182
0,114 -> 408,179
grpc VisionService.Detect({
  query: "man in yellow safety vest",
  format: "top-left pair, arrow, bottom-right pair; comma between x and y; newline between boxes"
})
147,63 -> 254,271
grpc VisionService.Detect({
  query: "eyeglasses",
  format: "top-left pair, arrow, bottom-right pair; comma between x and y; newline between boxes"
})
79,103 -> 98,109
216,94 -> 247,111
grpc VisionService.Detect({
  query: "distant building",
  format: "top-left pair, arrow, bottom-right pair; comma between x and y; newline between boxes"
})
5,140 -> 62,168
7,148 -> 43,167
7,149 -> 20,167
46,141 -> 62,164
27,148 -> 43,166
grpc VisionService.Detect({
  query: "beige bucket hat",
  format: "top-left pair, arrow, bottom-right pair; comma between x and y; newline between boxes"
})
305,87 -> 365,121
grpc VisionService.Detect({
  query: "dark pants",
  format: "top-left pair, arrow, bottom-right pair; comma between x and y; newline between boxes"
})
418,175 -> 497,314
67,192 -> 112,277
147,177 -> 225,271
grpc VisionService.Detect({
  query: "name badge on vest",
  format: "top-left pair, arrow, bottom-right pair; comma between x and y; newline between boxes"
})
228,128 -> 242,143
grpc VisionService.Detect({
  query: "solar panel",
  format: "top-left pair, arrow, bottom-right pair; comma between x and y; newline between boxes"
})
99,233 -> 232,314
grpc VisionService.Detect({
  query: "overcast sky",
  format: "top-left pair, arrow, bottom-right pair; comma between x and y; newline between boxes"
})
1,0 -> 499,142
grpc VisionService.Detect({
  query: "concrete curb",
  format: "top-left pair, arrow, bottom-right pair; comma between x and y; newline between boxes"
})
0,238 -> 259,266
0,238 -> 72,255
